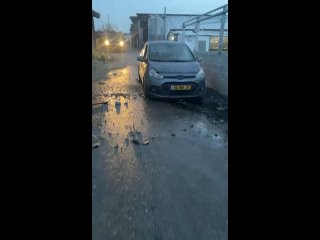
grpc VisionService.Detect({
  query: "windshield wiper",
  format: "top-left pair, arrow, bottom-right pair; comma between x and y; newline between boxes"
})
150,60 -> 168,62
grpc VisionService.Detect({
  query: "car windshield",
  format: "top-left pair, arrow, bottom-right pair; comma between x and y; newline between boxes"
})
149,43 -> 195,62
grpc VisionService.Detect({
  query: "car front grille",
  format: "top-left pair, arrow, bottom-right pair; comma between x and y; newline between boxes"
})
163,75 -> 196,80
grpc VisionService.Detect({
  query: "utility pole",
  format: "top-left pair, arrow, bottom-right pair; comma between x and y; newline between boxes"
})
218,6 -> 227,54
164,7 -> 166,40
107,14 -> 110,31
194,20 -> 200,57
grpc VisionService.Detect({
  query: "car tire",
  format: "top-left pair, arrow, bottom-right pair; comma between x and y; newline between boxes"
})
142,78 -> 149,98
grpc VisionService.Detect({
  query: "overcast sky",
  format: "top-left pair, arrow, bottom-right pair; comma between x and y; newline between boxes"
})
92,0 -> 227,33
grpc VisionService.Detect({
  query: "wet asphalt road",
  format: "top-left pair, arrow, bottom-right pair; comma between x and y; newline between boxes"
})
92,48 -> 228,240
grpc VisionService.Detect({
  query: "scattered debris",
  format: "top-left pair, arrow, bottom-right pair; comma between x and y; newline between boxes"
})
114,144 -> 119,148
138,92 -> 144,96
92,100 -> 109,106
92,143 -> 100,148
179,101 -> 187,106
132,139 -> 140,145
171,133 -> 176,136
143,140 -> 150,145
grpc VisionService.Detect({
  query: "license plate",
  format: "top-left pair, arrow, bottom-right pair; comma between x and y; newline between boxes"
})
170,85 -> 191,90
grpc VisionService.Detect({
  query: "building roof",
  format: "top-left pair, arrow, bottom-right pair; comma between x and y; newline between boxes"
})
136,13 -> 207,17
92,10 -> 100,18
129,16 -> 138,23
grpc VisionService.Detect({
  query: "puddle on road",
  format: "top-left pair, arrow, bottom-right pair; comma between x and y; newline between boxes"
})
92,104 -> 108,115
194,121 -> 209,134
92,63 -> 228,157
165,91 -> 228,123
93,64 -> 151,157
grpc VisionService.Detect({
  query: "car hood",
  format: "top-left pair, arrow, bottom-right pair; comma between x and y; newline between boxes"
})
149,61 -> 200,75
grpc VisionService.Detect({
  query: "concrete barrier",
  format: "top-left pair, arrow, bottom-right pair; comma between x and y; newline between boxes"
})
199,51 -> 228,97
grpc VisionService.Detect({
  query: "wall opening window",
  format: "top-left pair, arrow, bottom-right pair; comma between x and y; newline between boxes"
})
209,36 -> 228,51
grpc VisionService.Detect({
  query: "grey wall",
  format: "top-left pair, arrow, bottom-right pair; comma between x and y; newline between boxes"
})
199,51 -> 228,97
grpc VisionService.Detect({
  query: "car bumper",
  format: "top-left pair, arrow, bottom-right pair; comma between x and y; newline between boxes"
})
146,78 -> 207,98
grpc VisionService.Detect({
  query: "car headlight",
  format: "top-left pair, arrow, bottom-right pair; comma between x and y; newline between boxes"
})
149,69 -> 163,79
119,41 -> 124,46
196,68 -> 205,79
105,40 -> 109,46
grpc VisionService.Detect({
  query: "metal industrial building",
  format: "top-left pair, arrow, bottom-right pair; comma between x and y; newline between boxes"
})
129,5 -> 228,54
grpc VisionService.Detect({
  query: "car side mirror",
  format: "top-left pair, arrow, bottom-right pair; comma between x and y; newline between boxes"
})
197,57 -> 202,62
137,56 -> 146,62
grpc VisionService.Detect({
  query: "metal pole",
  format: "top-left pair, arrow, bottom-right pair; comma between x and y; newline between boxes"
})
218,7 -> 226,54
183,9 -> 228,28
164,7 -> 166,40
183,4 -> 228,26
194,21 -> 199,57
107,14 -> 110,31
182,26 -> 185,42
92,16 -> 96,50
155,16 -> 157,40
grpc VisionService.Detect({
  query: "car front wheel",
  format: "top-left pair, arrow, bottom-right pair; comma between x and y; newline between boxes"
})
142,78 -> 149,98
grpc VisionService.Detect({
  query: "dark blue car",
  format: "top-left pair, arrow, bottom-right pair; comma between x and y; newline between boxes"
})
137,41 -> 207,101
